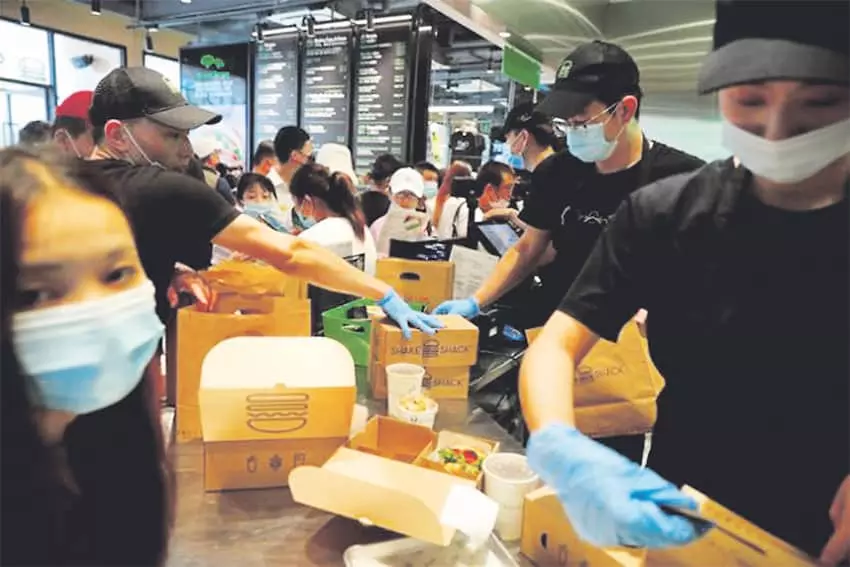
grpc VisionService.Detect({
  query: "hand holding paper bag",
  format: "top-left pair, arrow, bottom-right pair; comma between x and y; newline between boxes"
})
527,423 -> 704,549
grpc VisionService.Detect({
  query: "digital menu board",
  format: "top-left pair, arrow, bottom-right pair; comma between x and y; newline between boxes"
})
300,32 -> 353,147
352,28 -> 410,171
254,34 -> 300,146
180,43 -> 250,166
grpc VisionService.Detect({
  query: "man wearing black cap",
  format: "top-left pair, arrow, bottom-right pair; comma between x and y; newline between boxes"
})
435,42 -> 704,460
497,102 -> 559,173
522,1 -> 849,562
84,66 -> 441,339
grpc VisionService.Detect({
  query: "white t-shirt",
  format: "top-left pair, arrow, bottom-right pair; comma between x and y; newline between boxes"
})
429,197 -> 482,239
298,217 -> 377,275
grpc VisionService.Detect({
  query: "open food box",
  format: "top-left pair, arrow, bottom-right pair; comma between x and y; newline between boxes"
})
418,430 -> 500,488
521,486 -> 819,567
198,336 -> 356,491
289,416 -> 500,546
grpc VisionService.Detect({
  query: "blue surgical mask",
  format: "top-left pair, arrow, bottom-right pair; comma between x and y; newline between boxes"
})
566,103 -> 624,163
12,281 -> 163,415
243,201 -> 276,215
294,208 -> 316,230
423,181 -> 439,199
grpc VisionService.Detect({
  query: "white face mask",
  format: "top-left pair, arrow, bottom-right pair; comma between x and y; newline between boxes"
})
722,118 -> 850,184
121,125 -> 164,169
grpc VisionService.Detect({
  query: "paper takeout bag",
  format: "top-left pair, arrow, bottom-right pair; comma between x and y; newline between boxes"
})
204,259 -> 308,299
526,321 -> 664,438
174,292 -> 311,442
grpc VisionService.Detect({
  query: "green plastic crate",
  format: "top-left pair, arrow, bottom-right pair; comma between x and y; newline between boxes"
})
322,299 -> 425,367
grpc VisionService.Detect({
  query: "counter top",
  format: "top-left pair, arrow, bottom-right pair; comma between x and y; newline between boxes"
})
166,399 -> 526,567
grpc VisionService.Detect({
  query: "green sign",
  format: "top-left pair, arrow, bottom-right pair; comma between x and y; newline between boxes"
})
501,45 -> 541,89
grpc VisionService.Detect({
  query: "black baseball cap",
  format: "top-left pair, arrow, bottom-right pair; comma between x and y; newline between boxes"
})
90,67 -> 221,130
537,40 -> 640,120
698,0 -> 849,94
494,102 -> 554,142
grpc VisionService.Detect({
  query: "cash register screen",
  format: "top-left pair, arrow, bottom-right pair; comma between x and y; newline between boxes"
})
477,223 -> 521,256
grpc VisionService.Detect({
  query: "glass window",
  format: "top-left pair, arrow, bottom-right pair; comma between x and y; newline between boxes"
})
0,80 -> 49,146
0,20 -> 51,85
53,33 -> 124,102
144,53 -> 180,87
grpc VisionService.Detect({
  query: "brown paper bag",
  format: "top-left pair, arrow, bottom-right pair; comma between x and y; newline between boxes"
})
174,293 -> 311,442
204,260 -> 308,299
526,321 -> 664,438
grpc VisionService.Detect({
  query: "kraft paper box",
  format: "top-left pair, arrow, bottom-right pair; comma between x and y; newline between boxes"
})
198,336 -> 356,492
371,315 -> 479,367
174,293 -> 311,443
290,416 -> 499,546
525,322 -> 664,438
520,486 -> 818,567
376,258 -> 454,310
416,430 -> 500,488
369,365 -> 471,400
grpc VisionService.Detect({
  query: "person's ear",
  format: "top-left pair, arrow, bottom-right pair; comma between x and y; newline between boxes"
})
104,120 -> 130,151
619,96 -> 638,123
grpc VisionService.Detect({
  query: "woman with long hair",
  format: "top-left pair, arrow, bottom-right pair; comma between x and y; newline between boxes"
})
0,146 -> 171,566
291,162 -> 377,275
429,160 -> 473,239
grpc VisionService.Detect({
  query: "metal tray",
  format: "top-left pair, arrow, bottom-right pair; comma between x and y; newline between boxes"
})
343,535 -> 518,567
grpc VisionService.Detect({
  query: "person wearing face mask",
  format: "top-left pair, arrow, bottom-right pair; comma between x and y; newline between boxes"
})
191,135 -> 237,206
521,1 -> 849,562
236,172 -> 286,231
434,40 -> 704,461
415,161 -> 441,204
270,126 -> 313,209
83,67 -> 441,339
52,90 -> 96,159
0,147 -> 170,565
292,163 -> 377,275
371,167 -> 431,257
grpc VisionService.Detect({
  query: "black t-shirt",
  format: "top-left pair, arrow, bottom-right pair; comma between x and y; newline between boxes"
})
521,141 -> 706,295
560,159 -> 849,555
84,160 -> 240,323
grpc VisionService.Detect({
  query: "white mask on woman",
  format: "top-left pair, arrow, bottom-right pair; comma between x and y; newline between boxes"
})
722,118 -> 850,184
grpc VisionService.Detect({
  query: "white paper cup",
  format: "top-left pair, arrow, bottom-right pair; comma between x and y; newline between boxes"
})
394,395 -> 439,429
494,504 -> 524,542
482,453 -> 540,509
385,363 -> 425,417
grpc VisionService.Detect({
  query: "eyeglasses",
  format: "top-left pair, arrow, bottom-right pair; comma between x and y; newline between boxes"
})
559,102 -> 619,131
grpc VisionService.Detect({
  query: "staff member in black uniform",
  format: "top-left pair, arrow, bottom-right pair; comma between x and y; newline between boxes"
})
84,67 -> 440,339
523,1 -> 849,562
435,40 -> 704,461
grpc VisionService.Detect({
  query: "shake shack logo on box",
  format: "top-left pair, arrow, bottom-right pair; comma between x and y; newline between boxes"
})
423,339 -> 472,359
245,392 -> 310,433
389,344 -> 423,356
423,372 -> 465,389
575,364 -> 625,385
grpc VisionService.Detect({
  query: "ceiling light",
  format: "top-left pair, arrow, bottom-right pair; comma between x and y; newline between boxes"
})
91,0 -> 101,15
499,31 -> 511,39
365,9 -> 375,32
180,0 -> 192,3
147,24 -> 159,33
19,1 -> 30,26
145,31 -> 154,52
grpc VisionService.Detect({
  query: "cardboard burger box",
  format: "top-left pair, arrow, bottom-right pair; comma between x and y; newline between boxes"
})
369,315 -> 479,400
521,486 -> 818,567
418,430 -> 500,489
198,336 -> 356,492
173,293 -> 312,443
376,258 -> 454,311
289,416 -> 499,546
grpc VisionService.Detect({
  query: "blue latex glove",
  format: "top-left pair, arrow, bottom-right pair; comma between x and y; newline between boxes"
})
378,290 -> 444,340
432,297 -> 481,319
527,423 -> 704,549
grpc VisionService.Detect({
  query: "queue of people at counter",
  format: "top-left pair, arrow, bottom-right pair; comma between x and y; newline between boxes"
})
3,0 -> 848,565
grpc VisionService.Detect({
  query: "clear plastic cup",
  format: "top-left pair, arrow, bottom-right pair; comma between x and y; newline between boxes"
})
482,453 -> 540,542
385,363 -> 425,417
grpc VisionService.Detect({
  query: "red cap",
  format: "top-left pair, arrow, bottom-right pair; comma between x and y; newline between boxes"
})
56,90 -> 94,123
